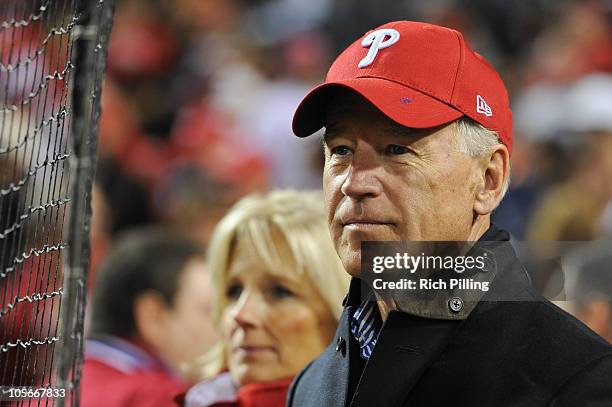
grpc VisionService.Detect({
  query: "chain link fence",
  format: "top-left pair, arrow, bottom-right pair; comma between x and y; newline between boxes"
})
0,0 -> 114,404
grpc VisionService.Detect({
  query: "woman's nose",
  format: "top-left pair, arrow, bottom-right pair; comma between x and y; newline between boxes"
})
229,291 -> 265,328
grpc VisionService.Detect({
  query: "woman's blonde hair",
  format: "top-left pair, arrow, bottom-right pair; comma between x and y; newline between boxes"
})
200,190 -> 349,378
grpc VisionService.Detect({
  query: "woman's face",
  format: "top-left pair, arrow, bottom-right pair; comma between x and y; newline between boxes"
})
222,232 -> 337,386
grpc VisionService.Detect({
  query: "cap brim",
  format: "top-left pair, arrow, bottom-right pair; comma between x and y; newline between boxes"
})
293,77 -> 464,137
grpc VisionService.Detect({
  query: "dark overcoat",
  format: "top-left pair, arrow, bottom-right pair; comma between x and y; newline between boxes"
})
287,228 -> 612,407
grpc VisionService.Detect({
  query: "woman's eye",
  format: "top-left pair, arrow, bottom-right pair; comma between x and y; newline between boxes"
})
331,145 -> 351,156
271,284 -> 294,299
387,144 -> 410,155
226,283 -> 243,300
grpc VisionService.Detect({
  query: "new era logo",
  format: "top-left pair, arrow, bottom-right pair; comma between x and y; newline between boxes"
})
476,95 -> 493,117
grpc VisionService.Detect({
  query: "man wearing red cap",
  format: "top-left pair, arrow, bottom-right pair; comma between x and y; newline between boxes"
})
287,21 -> 612,406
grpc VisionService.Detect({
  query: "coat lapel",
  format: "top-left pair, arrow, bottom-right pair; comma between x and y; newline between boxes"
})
350,311 -> 463,407
288,304 -> 356,407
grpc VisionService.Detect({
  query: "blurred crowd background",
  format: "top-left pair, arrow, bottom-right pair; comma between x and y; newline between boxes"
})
2,0 -> 612,400
93,0 -> 612,260
89,0 -> 612,343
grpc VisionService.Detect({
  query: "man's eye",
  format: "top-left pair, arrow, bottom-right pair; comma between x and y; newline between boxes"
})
226,284 -> 243,300
387,144 -> 410,155
331,145 -> 351,156
271,284 -> 294,299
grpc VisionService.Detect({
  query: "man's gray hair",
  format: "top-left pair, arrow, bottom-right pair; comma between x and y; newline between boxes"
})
454,117 -> 511,199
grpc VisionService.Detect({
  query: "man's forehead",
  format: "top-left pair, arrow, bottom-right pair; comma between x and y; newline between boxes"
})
324,91 -> 422,139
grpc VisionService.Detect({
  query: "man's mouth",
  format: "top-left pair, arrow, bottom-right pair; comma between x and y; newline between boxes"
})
342,217 -> 393,227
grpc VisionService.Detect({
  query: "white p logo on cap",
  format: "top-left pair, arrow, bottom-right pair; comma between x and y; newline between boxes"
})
358,28 -> 400,68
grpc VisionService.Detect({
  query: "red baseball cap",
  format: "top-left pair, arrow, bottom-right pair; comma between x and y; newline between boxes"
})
292,21 -> 513,154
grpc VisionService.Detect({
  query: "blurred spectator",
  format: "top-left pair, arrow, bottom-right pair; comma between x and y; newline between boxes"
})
525,132 -> 612,241
88,158 -> 153,286
561,241 -> 612,343
181,190 -> 349,407
81,228 -> 218,406
526,74 -> 612,241
152,163 -> 245,247
525,0 -> 612,84
95,158 -> 153,237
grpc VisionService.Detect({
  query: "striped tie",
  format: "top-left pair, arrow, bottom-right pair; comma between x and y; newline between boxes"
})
350,294 -> 382,359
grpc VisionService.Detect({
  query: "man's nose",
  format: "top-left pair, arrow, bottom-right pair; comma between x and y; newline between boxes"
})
340,149 -> 383,199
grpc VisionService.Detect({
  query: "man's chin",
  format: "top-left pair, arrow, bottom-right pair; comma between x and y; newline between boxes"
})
340,250 -> 362,278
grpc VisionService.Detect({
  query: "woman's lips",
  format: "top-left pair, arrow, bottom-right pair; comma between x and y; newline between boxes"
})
233,345 -> 276,360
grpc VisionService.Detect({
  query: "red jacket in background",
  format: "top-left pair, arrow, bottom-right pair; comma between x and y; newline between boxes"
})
81,336 -> 189,407
180,372 -> 292,407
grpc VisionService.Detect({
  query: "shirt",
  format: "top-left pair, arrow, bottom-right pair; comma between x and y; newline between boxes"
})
350,293 -> 382,359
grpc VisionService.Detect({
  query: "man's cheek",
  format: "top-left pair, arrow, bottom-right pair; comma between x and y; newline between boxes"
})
322,172 -> 336,207
331,222 -> 344,247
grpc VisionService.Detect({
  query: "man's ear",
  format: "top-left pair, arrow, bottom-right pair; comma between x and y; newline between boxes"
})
473,144 -> 510,216
133,291 -> 168,346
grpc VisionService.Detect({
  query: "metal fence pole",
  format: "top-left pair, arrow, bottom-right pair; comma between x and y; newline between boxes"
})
55,1 -> 114,405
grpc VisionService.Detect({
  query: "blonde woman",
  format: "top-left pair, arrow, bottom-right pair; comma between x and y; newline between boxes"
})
182,190 -> 349,407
